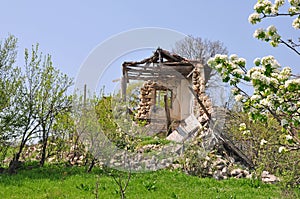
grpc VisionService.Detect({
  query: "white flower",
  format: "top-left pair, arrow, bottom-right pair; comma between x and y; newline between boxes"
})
269,77 -> 279,85
280,67 -> 292,76
243,130 -> 251,135
281,119 -> 288,126
260,98 -> 269,106
248,13 -> 261,24
235,94 -> 243,102
250,71 -> 262,79
289,0 -> 300,7
215,54 -> 228,60
289,6 -> 298,14
275,0 -> 285,7
292,17 -> 300,29
229,54 -> 238,61
232,68 -> 245,75
215,64 -> 223,69
251,94 -> 261,101
267,25 -> 277,34
253,58 -> 261,66
231,87 -> 239,94
285,78 -> 300,88
285,135 -> 293,141
253,28 -> 266,39
260,139 -> 268,146
207,58 -> 215,65
239,123 -> 247,131
261,56 -> 280,69
288,105 -> 297,112
278,146 -> 286,153
240,123 -> 246,128
254,0 -> 272,14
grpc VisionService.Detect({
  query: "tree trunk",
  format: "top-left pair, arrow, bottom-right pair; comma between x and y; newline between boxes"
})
40,130 -> 49,167
8,145 -> 23,174
87,158 -> 96,173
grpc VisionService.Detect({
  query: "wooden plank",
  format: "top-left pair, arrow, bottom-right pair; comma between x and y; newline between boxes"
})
188,86 -> 211,120
121,76 -> 127,101
164,95 -> 172,136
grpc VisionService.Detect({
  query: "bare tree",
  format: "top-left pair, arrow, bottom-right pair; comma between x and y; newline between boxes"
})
173,35 -> 229,106
173,35 -> 228,64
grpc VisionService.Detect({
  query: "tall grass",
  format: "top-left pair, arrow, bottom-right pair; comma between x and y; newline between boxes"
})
0,163 -> 299,199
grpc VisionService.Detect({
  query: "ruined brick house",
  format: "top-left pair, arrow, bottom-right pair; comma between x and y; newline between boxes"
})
121,48 -> 213,135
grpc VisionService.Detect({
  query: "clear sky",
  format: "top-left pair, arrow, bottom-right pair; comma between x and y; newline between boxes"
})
1,0 -> 299,94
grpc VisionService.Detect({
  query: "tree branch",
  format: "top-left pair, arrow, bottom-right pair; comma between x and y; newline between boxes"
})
280,39 -> 300,56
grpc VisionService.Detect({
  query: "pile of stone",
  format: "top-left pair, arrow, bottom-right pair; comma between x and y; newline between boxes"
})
136,80 -> 156,119
261,170 -> 280,183
209,154 -> 252,180
192,67 -> 213,123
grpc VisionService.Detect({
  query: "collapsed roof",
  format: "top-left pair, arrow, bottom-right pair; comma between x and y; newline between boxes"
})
122,48 -> 196,81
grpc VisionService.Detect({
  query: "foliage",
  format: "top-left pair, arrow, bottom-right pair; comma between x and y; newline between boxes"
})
180,138 -> 210,178
0,35 -> 23,162
207,0 -> 300,187
0,35 -> 73,172
226,109 -> 300,187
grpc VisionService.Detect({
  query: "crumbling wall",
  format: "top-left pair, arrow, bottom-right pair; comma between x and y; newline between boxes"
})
136,80 -> 156,120
192,66 -> 213,123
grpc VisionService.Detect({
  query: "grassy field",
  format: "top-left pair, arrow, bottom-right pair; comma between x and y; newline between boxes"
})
0,163 -> 299,199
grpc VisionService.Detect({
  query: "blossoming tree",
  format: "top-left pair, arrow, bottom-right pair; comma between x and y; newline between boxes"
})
208,0 -> 300,153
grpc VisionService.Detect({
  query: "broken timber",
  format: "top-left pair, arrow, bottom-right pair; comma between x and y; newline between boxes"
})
188,86 -> 254,168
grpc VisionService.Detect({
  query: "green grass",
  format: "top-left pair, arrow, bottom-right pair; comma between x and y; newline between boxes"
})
136,136 -> 171,148
0,163 -> 299,199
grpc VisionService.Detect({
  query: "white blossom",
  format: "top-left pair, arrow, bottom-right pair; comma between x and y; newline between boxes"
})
286,134 -> 293,141
269,77 -> 279,85
280,67 -> 292,76
260,98 -> 270,106
260,139 -> 268,146
215,64 -> 223,69
248,13 -> 261,24
239,123 -> 246,130
267,25 -> 277,33
289,0 -> 300,7
275,0 -> 285,7
250,71 -> 263,79
285,78 -> 300,88
281,119 -> 288,126
253,28 -> 266,39
231,87 -> 239,94
292,17 -> 300,29
242,130 -> 251,135
278,146 -> 286,153
288,105 -> 297,112
232,68 -> 245,75
261,56 -> 280,69
254,0 -> 273,14
207,58 -> 214,66
251,94 -> 261,101
229,54 -> 238,61
288,6 -> 298,14
215,54 -> 228,60
253,58 -> 261,66
235,94 -> 244,102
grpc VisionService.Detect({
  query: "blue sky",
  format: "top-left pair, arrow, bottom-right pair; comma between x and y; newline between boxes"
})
1,0 -> 299,94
